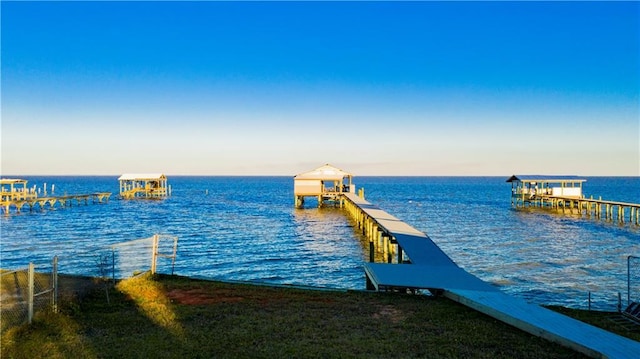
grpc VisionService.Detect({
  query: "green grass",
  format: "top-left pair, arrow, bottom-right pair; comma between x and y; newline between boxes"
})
3,273 -> 634,358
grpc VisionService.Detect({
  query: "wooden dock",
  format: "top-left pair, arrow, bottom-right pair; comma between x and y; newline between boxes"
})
341,192 -> 640,358
1,178 -> 112,214
294,164 -> 354,208
529,195 -> 640,225
1,193 -> 111,214
507,175 -> 640,226
118,173 -> 170,199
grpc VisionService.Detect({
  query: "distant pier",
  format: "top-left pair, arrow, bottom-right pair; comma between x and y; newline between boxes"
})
507,175 -> 640,225
1,178 -> 111,214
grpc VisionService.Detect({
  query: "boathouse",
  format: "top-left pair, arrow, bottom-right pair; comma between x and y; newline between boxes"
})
506,175 -> 586,207
294,164 -> 354,207
118,174 -> 169,199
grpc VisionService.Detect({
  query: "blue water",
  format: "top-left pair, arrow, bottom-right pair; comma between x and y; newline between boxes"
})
1,176 -> 639,310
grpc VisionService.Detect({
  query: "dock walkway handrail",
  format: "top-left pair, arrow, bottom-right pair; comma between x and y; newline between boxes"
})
543,195 -> 640,208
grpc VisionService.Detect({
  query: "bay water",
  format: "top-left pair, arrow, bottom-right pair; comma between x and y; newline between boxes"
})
1,176 -> 639,310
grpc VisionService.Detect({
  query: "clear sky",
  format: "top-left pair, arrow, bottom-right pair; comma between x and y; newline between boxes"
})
2,1 -> 639,176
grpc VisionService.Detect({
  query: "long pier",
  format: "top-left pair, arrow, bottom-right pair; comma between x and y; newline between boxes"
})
341,192 -> 640,358
507,175 -> 640,226
1,192 -> 112,214
525,195 -> 640,225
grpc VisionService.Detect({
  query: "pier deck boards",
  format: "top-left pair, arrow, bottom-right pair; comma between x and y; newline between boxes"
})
364,263 -> 496,292
342,192 -> 640,358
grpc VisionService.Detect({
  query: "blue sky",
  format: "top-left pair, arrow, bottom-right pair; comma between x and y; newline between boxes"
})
2,1 -> 638,176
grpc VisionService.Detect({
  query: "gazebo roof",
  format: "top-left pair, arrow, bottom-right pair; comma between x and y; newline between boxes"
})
0,179 -> 28,184
294,164 -> 351,181
506,175 -> 586,183
118,173 -> 166,181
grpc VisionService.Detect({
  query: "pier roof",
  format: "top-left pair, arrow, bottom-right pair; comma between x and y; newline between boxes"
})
294,164 -> 351,181
0,179 -> 28,184
118,173 -> 166,181
506,175 -> 586,183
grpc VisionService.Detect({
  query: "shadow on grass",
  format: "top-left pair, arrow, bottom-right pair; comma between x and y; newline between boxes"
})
2,273 -> 589,358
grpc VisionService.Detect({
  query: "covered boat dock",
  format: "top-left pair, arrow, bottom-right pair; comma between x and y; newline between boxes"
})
293,164 -> 354,208
118,173 -> 170,199
507,175 -> 640,225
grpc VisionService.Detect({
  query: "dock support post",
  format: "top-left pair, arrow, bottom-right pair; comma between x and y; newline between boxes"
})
381,234 -> 387,262
369,240 -> 375,262
390,241 -> 396,263
372,224 -> 378,249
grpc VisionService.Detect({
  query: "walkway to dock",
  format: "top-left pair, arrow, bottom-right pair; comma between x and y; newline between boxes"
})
342,192 -> 640,358
534,195 -> 640,225
1,192 -> 112,214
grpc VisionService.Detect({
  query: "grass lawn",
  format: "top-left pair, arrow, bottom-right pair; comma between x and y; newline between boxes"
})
2,273 -> 637,358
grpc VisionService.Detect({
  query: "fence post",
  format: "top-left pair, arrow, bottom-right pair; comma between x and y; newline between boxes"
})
151,234 -> 159,274
112,249 -> 116,284
628,255 -> 639,307
28,262 -> 34,324
171,236 -> 178,275
618,292 -> 622,313
52,256 -> 58,313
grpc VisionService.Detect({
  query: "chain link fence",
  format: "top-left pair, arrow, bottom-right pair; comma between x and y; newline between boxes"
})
1,234 -> 177,333
1,259 -> 57,333
109,234 -> 178,280
628,255 -> 640,306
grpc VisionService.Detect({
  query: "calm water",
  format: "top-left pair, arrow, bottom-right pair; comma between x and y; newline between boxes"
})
1,176 -> 639,310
